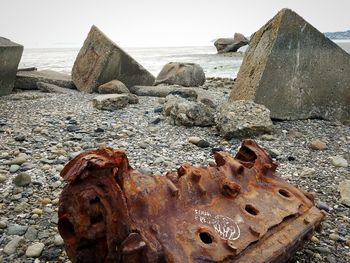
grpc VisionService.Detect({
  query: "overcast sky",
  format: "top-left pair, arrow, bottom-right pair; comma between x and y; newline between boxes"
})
1,0 -> 349,48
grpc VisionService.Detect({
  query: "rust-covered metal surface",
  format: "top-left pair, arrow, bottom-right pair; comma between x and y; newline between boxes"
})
58,139 -> 325,263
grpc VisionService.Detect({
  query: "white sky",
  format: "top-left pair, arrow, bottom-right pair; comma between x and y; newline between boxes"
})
1,0 -> 349,48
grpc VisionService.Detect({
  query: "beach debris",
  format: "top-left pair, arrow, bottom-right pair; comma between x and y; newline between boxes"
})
129,85 -> 197,98
214,33 -> 249,53
155,62 -> 205,87
72,25 -> 155,93
92,94 -> 130,111
229,8 -> 350,123
216,100 -> 273,139
98,80 -> 130,94
163,94 -> 215,126
37,82 -> 75,94
58,139 -> 324,263
0,37 -> 23,96
15,70 -> 75,90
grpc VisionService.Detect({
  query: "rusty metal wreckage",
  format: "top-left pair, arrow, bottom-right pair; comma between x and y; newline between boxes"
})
58,139 -> 325,263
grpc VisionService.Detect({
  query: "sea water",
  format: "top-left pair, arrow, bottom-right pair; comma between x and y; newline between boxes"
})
19,41 -> 350,79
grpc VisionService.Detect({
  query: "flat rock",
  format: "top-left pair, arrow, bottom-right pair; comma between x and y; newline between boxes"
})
129,85 -> 197,98
7,224 -> 28,235
98,80 -> 130,94
25,242 -> 45,258
338,180 -> 350,207
0,37 -> 23,96
37,81 -> 75,94
15,70 -> 75,90
216,100 -> 273,139
155,62 -> 205,87
93,94 -> 129,111
72,25 -> 154,92
229,8 -> 350,123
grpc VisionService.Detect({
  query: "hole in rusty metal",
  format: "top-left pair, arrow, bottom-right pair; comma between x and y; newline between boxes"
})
58,218 -> 75,239
236,146 -> 257,163
199,232 -> 213,244
245,204 -> 259,216
278,189 -> 292,198
90,196 -> 100,204
90,213 -> 103,224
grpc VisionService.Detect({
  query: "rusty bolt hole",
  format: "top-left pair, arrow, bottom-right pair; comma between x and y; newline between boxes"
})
199,232 -> 213,244
59,218 -> 75,239
278,189 -> 292,198
245,204 -> 259,216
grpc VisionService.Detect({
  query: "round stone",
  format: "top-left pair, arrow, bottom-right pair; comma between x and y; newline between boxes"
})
25,242 -> 45,258
13,172 -> 31,187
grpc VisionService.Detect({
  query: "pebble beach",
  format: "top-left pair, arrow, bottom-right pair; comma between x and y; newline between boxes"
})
0,77 -> 349,262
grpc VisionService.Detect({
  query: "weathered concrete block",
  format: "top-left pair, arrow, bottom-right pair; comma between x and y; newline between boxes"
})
229,8 -> 350,123
72,25 -> 155,93
0,37 -> 23,96
15,70 -> 75,90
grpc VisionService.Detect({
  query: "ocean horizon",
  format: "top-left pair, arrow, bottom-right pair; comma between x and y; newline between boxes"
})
19,41 -> 350,79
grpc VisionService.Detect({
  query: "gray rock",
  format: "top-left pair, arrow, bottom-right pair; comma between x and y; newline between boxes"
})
13,172 -> 31,186
25,242 -> 45,258
53,234 -> 64,246
0,37 -> 23,96
229,8 -> 350,123
130,85 -> 197,98
15,70 -> 75,90
37,81 -> 74,94
8,224 -> 28,235
338,180 -> 350,207
98,80 -> 130,94
155,62 -> 205,87
330,156 -> 348,167
93,94 -> 129,111
164,95 -> 215,127
214,33 -> 249,53
216,100 -> 273,139
3,236 -> 24,255
25,226 -> 38,241
72,25 -> 154,92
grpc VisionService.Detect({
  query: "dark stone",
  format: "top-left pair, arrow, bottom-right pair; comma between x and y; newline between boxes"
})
66,125 -> 79,132
197,140 -> 211,148
150,118 -> 161,125
287,156 -> 296,161
0,37 -> 23,96
14,135 -> 26,142
40,247 -> 61,261
72,25 -> 155,92
94,128 -> 105,133
154,107 -> 163,113
211,147 -> 225,154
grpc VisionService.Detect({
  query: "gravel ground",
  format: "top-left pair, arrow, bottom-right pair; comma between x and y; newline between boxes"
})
0,78 -> 349,262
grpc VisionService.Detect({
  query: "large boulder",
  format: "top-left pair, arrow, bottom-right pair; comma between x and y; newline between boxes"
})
0,37 -> 23,96
72,25 -> 155,93
163,95 -> 215,127
214,33 -> 249,53
216,100 -> 273,139
229,8 -> 350,123
15,70 -> 75,90
155,62 -> 205,87
98,80 -> 129,94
